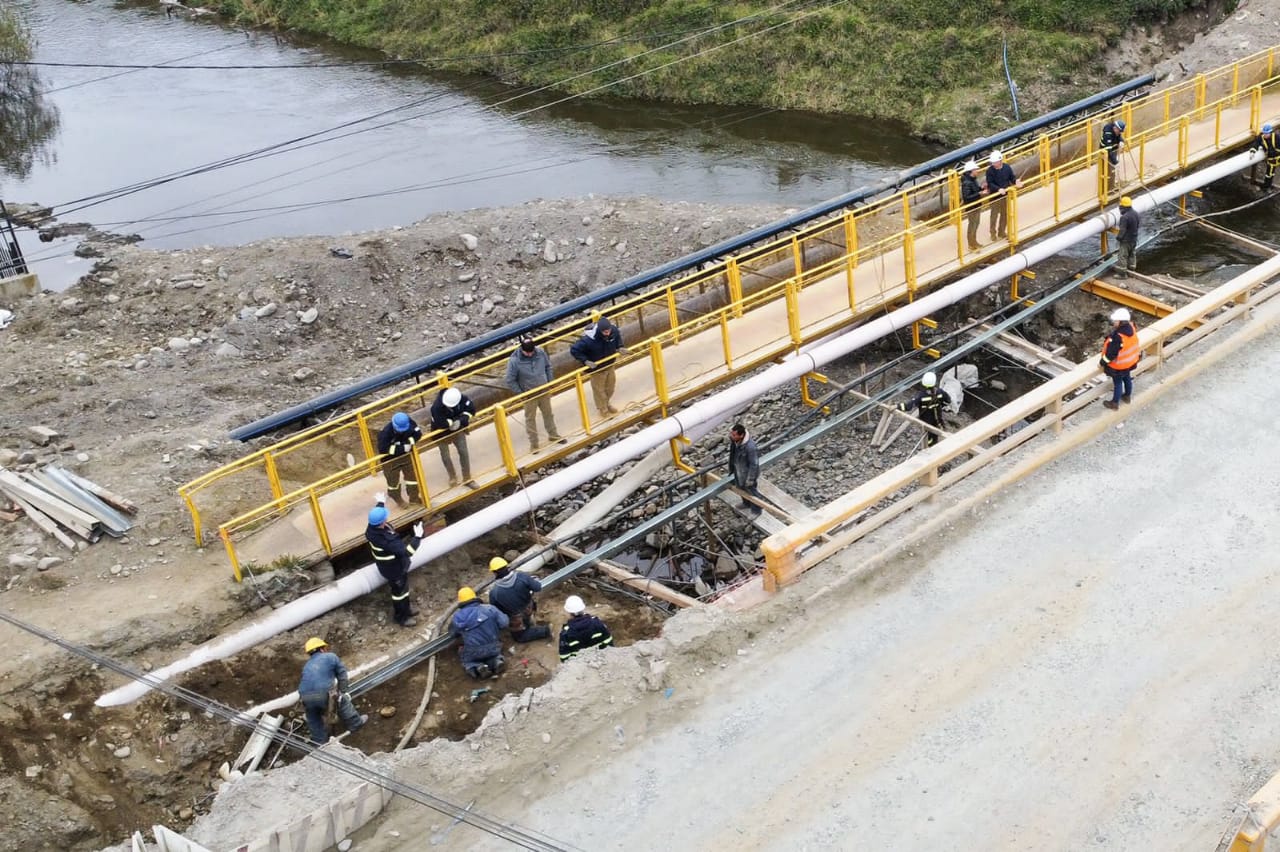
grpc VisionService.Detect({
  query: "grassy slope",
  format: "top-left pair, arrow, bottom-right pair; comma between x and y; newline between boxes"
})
211,0 -> 1212,140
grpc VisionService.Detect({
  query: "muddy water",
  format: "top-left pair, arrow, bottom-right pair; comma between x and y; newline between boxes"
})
3,0 -> 937,289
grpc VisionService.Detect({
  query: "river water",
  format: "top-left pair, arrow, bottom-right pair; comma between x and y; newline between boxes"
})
2,0 -> 937,288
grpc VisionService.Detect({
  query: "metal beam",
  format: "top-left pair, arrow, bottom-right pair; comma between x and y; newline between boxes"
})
1082,277 -> 1203,329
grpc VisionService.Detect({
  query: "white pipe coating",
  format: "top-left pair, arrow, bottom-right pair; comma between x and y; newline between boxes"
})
97,149 -> 1259,707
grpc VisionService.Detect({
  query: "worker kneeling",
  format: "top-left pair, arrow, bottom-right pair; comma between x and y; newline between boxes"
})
451,587 -> 508,679
487,557 -> 552,642
297,637 -> 368,744
559,595 -> 614,661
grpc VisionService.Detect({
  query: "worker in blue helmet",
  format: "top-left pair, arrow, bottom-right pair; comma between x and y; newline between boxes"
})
1255,122 -> 1280,188
1100,117 -> 1126,188
376,411 -> 423,506
365,498 -> 424,628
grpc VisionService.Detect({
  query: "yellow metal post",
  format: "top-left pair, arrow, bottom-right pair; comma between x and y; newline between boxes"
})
493,404 -> 519,476
1038,134 -> 1051,175
1006,186 -> 1019,245
902,193 -> 911,230
668,435 -> 696,474
1252,87 -> 1263,131
183,491 -> 203,545
409,446 -> 431,510
309,490 -> 333,555
1179,116 -> 1190,167
792,236 -> 804,279
1215,103 -> 1223,148
263,451 -> 284,500
221,529 -> 243,583
1053,170 -> 1061,219
575,372 -> 592,435
719,312 -> 734,371
649,339 -> 670,416
1195,73 -> 1207,117
356,412 -> 376,461
666,288 -> 680,342
726,258 -> 744,319
843,212 -> 858,263
845,256 -> 857,312
1086,119 -> 1095,157
1139,135 -> 1147,178
785,281 -> 802,347
903,232 -> 917,298
1097,151 -> 1109,204
1163,91 -> 1171,124
800,372 -> 831,413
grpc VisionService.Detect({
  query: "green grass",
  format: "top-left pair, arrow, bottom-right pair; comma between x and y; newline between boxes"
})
205,0 -> 1214,141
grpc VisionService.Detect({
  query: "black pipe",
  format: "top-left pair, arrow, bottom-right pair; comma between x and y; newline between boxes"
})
231,74 -> 1153,442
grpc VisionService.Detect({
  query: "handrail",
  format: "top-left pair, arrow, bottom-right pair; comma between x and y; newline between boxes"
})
228,75 -> 1157,442
188,46 -> 1280,562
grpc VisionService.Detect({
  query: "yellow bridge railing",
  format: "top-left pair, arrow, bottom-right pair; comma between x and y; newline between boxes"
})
185,46 -> 1280,579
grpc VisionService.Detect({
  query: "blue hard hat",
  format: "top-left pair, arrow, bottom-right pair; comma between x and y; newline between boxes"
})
1116,119 -> 1126,129
392,412 -> 410,431
1265,123 -> 1274,134
368,506 -> 389,525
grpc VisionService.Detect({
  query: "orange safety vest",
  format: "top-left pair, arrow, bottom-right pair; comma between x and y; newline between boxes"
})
1103,326 -> 1139,371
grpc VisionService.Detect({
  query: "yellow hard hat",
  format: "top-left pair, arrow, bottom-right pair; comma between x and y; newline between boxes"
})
1119,196 -> 1133,208
304,637 -> 328,653
489,556 -> 508,572
458,586 -> 477,604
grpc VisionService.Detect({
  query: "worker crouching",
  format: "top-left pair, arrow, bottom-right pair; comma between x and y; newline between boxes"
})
297,637 -> 368,744
559,595 -> 613,661
1100,308 -> 1139,410
451,587 -> 508,679
487,557 -> 552,642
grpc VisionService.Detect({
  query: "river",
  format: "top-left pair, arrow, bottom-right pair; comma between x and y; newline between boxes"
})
1,0 -> 938,289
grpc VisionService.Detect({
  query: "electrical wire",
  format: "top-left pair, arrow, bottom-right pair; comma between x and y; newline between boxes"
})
0,609 -> 576,852
40,0 -> 819,219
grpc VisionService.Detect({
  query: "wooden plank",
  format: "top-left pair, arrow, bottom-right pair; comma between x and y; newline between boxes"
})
0,471 -> 100,535
1126,269 -> 1206,298
5,493 -> 77,550
1194,218 -> 1279,256
755,479 -> 811,518
30,469 -> 132,535
57,467 -> 139,515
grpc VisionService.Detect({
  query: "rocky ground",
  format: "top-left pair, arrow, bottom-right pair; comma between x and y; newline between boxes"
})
0,6 -> 1268,847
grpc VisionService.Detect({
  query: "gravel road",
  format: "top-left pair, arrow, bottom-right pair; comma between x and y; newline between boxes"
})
417,327 -> 1280,851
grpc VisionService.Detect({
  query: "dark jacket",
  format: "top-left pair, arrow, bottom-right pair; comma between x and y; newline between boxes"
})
569,319 -> 623,367
488,570 -> 542,616
1117,207 -> 1139,246
451,600 -> 508,663
902,386 -> 951,425
986,162 -> 1017,193
559,613 -> 613,661
1104,321 -> 1137,363
429,391 -> 476,433
1256,131 -> 1280,157
1101,121 -> 1125,150
298,651 -> 350,698
365,521 -> 420,580
505,346 -> 554,393
376,418 -> 423,457
960,173 -> 985,206
728,432 -> 760,490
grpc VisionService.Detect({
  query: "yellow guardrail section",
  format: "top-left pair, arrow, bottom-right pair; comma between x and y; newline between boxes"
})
186,46 -> 1280,579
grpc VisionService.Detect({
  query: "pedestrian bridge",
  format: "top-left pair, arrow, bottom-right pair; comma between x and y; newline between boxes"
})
179,46 -> 1280,580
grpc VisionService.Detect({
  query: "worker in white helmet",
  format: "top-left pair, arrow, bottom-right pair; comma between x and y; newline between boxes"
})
1100,307 -> 1139,410
559,595 -> 613,662
959,159 -> 987,252
429,386 -> 477,489
985,150 -> 1019,242
897,371 -> 952,448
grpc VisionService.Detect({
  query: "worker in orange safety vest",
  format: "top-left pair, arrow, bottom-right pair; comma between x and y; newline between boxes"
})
1100,307 -> 1139,410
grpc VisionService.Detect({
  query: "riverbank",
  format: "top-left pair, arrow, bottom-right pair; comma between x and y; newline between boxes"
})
204,0 -> 1227,142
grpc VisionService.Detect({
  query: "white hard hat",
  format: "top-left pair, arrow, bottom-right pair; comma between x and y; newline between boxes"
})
921,371 -> 937,388
442,387 -> 462,407
1110,308 -> 1131,323
962,159 -> 979,172
989,150 -> 1004,164
564,595 -> 586,615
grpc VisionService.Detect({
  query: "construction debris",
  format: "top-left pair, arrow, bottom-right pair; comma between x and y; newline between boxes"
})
0,464 -> 136,548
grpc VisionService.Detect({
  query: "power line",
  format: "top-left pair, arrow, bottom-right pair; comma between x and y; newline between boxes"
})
41,0 -> 815,219
0,609 -> 576,852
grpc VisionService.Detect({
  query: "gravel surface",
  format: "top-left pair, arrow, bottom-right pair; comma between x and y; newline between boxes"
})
394,316 -> 1280,851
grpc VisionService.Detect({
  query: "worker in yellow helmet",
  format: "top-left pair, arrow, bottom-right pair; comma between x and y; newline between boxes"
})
450,587 -> 508,679
487,557 -> 552,642
1115,196 -> 1139,278
297,637 -> 367,743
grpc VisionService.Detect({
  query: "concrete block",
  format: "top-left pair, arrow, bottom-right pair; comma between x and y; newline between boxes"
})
28,426 -> 61,446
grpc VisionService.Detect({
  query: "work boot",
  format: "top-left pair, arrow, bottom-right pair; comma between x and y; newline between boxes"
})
401,616 -> 418,628
472,663 -> 491,680
530,441 -> 541,452
447,477 -> 460,489
349,714 -> 369,733
492,658 -> 506,678
1122,394 -> 1132,404
1103,400 -> 1119,410
464,479 -> 478,490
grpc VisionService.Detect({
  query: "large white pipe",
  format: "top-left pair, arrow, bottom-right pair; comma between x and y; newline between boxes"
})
98,150 -> 1259,707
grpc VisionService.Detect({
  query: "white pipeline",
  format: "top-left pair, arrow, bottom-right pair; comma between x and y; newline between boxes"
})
97,149 -> 1260,707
